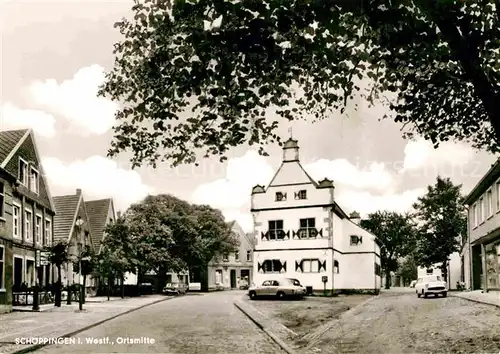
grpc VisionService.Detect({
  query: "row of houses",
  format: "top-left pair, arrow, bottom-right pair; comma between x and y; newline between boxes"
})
0,129 -> 117,313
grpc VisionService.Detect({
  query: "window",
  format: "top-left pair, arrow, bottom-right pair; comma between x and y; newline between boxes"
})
19,158 -> 28,186
334,260 -> 339,274
471,204 -> 477,228
268,220 -> 285,240
299,218 -> 316,238
497,182 -> 500,212
35,215 -> 42,244
246,250 -> 251,261
426,268 -> 433,275
374,263 -> 380,276
235,251 -> 239,261
0,246 -> 4,289
304,259 -> 318,273
350,235 -> 363,245
262,259 -> 286,273
25,210 -> 32,241
479,197 -> 484,223
30,167 -> 39,194
474,203 -> 479,227
487,189 -> 493,217
223,253 -> 229,261
44,219 -> 52,246
13,205 -> 20,238
295,190 -> 307,200
0,182 -> 4,218
275,192 -> 287,201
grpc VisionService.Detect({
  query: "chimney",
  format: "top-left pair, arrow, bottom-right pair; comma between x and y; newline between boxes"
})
349,211 -> 361,225
76,188 -> 82,196
282,138 -> 299,162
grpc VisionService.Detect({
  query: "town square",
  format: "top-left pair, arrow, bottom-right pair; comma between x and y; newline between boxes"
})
0,0 -> 499,353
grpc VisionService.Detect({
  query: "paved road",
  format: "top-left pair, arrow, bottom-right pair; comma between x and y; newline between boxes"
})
34,291 -> 282,354
305,290 -> 500,353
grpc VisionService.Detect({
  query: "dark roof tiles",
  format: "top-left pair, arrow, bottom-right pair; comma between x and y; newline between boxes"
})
85,199 -> 113,251
53,194 -> 81,242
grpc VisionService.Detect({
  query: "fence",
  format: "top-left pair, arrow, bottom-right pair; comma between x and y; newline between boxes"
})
12,290 -> 54,306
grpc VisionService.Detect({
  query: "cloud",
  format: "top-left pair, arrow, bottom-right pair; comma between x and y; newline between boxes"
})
0,102 -> 56,138
191,149 -> 423,232
42,155 -> 153,212
305,158 -> 395,192
29,64 -> 117,135
400,138 -> 476,174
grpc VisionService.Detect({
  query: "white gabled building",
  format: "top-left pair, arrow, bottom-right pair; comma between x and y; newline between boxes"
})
251,138 -> 382,294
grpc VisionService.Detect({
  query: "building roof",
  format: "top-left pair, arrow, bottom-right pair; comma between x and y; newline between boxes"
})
85,199 -> 114,251
464,157 -> 500,205
53,194 -> 82,243
0,129 -> 28,166
283,138 -> 299,149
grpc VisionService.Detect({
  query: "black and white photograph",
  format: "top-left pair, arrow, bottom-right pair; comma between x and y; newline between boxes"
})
0,0 -> 499,353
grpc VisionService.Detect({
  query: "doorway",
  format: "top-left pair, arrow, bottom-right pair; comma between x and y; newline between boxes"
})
230,269 -> 237,289
14,257 -> 23,291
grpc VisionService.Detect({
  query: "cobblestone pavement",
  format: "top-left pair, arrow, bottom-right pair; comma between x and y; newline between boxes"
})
0,295 -> 170,353
34,291 -> 282,354
301,291 -> 500,353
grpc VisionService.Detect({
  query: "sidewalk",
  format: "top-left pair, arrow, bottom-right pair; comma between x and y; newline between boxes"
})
0,295 -> 172,354
450,290 -> 500,308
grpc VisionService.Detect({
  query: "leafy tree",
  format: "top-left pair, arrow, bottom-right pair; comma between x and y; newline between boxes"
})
125,194 -> 238,291
45,242 -> 69,307
412,176 -> 467,282
100,0 -> 500,168
360,211 -> 417,289
397,255 -> 418,287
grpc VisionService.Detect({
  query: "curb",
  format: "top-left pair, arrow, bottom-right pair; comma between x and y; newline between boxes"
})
449,293 -> 500,309
12,296 -> 175,354
233,301 -> 297,354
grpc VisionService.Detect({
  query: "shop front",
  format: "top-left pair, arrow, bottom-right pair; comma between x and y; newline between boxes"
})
485,239 -> 500,290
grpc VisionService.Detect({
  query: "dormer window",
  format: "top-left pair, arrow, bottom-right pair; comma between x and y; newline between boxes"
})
19,158 -> 28,186
350,235 -> 362,245
295,190 -> 307,200
275,192 -> 287,201
30,167 -> 39,194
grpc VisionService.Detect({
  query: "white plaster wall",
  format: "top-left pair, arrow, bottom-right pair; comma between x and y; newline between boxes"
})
340,253 -> 378,289
448,252 -> 461,289
253,249 -> 334,290
254,207 -> 331,251
252,183 -> 333,211
462,246 -> 471,289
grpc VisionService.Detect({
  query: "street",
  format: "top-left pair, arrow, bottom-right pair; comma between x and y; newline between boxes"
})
33,291 -> 282,354
305,290 -> 500,353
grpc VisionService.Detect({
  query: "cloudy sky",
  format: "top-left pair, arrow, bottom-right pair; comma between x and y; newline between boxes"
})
0,0 -> 496,232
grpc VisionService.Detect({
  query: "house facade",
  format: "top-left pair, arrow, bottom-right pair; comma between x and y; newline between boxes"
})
0,129 -> 56,313
251,138 -> 381,294
52,189 -> 94,293
463,158 -> 500,292
417,253 -> 461,290
207,221 -> 254,290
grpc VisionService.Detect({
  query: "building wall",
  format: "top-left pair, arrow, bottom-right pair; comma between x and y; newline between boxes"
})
462,246 -> 471,289
468,181 -> 500,245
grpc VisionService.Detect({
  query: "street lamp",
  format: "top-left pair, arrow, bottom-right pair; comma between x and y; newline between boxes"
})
75,216 -> 84,311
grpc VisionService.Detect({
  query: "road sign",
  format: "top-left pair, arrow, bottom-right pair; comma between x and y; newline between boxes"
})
322,276 -> 328,283
40,251 -> 50,266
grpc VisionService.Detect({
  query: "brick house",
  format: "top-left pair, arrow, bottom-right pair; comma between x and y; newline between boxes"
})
52,189 -> 94,294
0,129 -> 56,313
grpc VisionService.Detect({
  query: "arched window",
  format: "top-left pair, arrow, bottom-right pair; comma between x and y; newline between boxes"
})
334,260 -> 339,274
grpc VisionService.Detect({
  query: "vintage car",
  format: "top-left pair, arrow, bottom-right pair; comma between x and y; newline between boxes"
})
163,282 -> 188,296
248,278 -> 306,300
415,275 -> 447,298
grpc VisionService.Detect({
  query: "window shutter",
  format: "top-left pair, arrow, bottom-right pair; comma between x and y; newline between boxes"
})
319,261 -> 326,272
282,261 -> 287,272
295,261 -> 301,272
286,230 -> 290,239
359,236 -> 363,243
294,192 -> 299,200
283,193 -> 287,200
257,262 -> 263,272
318,228 -> 323,237
292,230 -> 298,239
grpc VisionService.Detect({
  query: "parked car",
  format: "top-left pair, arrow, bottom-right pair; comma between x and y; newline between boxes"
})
415,275 -> 447,298
248,278 -> 306,300
409,280 -> 417,288
163,282 -> 188,295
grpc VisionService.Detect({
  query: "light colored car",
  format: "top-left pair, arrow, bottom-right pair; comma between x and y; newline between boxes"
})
415,275 -> 447,298
409,280 -> 417,288
248,278 -> 306,300
163,282 -> 188,295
